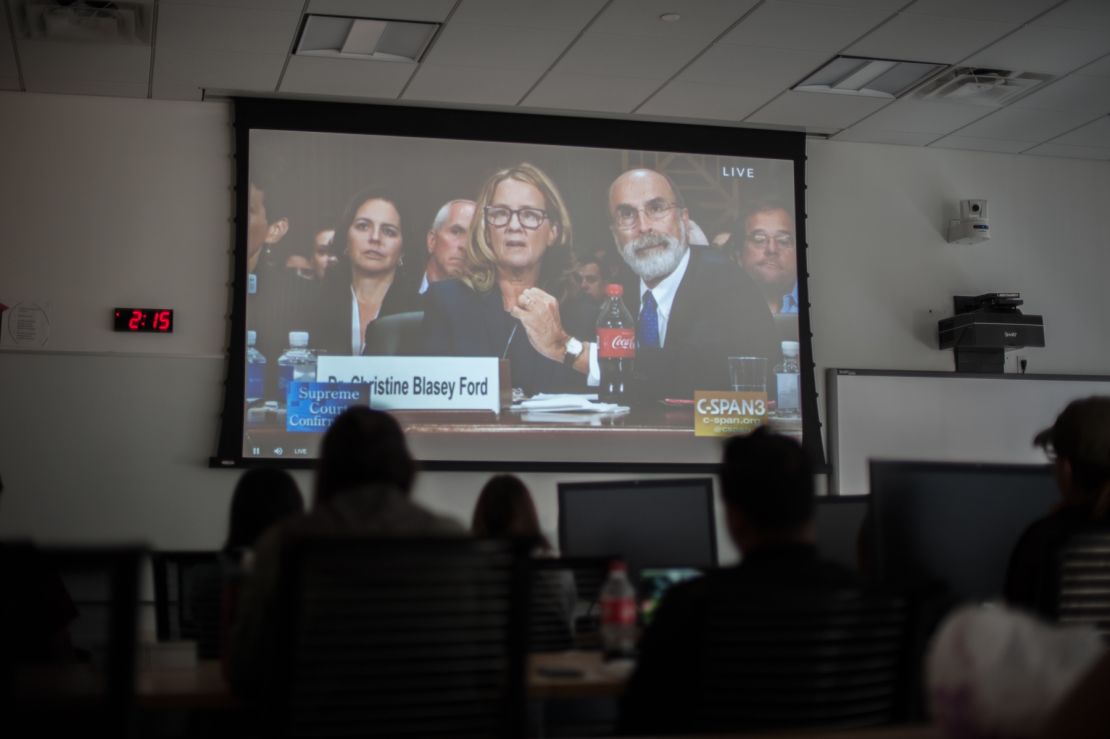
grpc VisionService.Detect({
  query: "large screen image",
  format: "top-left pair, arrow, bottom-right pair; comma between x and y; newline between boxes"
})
224,100 -> 813,469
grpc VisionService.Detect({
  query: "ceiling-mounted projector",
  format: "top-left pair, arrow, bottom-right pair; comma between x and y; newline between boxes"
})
947,199 -> 990,245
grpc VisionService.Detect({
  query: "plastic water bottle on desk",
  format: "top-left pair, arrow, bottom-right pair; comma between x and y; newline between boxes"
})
600,560 -> 638,661
774,340 -> 800,417
245,330 -> 266,403
276,331 -> 316,405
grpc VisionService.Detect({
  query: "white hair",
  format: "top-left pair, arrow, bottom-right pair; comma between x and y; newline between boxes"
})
430,199 -> 475,232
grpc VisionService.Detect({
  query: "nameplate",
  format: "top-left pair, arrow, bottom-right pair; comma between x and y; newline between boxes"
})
693,391 -> 768,437
316,356 -> 500,413
285,382 -> 370,433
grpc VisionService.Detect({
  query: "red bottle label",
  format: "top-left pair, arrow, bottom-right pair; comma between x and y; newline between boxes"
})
602,597 -> 637,626
598,328 -> 635,359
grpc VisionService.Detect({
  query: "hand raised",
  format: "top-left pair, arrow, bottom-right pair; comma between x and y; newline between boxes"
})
508,287 -> 567,362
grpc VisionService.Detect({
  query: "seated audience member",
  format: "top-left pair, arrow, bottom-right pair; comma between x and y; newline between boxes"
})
190,468 -> 305,659
617,428 -> 859,734
729,201 -> 799,316
0,473 -> 79,667
1006,396 -> 1110,618
472,475 -> 576,645
229,407 -> 464,699
1037,651 -> 1110,739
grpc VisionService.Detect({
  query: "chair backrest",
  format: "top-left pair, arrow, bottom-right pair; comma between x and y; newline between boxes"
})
363,310 -> 424,355
695,588 -> 910,733
271,537 -> 530,738
150,551 -> 222,650
8,546 -> 144,738
1058,530 -> 1110,640
528,556 -> 611,651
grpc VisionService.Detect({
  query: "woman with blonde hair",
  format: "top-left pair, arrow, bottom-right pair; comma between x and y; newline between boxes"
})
419,163 -> 584,395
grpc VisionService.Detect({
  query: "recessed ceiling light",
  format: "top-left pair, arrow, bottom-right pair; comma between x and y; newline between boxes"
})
295,15 -> 439,63
794,56 -> 946,99
659,13 -> 681,22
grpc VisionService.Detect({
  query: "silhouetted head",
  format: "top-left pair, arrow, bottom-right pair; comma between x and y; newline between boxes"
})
315,407 -> 416,506
471,474 -> 549,550
224,468 -> 304,553
720,427 -> 815,553
1035,396 -> 1110,513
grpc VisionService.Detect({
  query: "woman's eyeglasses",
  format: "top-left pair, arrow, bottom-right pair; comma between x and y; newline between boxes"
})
485,206 -> 548,230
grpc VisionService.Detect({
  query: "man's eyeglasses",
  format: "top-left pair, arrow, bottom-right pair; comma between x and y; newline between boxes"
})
485,206 -> 548,230
746,231 -> 796,250
613,199 -> 680,230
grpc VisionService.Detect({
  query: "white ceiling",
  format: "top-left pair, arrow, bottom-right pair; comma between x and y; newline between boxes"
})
2,0 -> 1109,160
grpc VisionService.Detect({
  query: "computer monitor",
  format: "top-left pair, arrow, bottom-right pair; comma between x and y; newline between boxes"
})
558,478 -> 717,579
868,460 -> 1058,602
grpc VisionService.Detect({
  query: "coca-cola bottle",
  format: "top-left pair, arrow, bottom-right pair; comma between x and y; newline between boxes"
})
597,283 -> 635,403
600,560 -> 638,660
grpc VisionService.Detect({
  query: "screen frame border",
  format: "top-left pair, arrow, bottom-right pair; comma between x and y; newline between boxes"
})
213,97 -> 821,472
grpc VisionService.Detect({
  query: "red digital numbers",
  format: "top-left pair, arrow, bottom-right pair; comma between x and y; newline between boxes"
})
129,309 -> 143,330
155,310 -> 171,331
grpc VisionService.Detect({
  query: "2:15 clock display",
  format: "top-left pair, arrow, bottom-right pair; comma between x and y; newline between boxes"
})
113,308 -> 174,333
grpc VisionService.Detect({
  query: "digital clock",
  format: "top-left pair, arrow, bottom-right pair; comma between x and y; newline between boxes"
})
113,308 -> 174,333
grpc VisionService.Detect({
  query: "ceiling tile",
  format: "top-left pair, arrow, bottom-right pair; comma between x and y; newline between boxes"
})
1023,142 -> 1110,160
402,63 -> 542,106
550,32 -> 707,79
280,56 -> 416,99
522,72 -> 661,113
1010,74 -> 1110,113
1075,53 -> 1110,78
832,128 -> 939,145
419,21 -> 577,72
636,81 -> 766,121
1030,0 -> 1110,31
307,0 -> 456,22
639,45 -> 827,119
450,0 -> 606,29
588,0 -> 759,39
678,43 -> 826,89
746,90 -> 890,129
964,25 -> 1110,76
955,106 -> 1101,142
753,0 -> 907,10
903,0 -> 1059,24
153,49 -> 286,100
843,97 -> 989,134
720,0 -> 896,54
847,12 -> 1015,63
18,42 -> 151,96
929,135 -> 1032,153
1050,115 -> 1110,147
155,3 -> 301,55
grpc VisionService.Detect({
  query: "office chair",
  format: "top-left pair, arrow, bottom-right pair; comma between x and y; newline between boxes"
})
268,536 -> 530,738
150,550 -> 222,658
362,310 -> 425,355
1058,530 -> 1110,641
695,588 -> 911,733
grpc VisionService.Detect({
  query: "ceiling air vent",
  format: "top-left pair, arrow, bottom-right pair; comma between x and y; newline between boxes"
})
913,68 -> 1053,106
295,15 -> 440,63
20,0 -> 151,44
794,56 -> 946,99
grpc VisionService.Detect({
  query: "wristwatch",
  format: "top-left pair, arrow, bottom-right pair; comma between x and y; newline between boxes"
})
563,336 -> 584,367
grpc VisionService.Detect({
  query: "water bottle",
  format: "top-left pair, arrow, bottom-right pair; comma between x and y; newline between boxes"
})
276,331 -> 316,404
774,340 -> 800,416
246,330 -> 266,403
597,284 -> 635,403
600,560 -> 638,660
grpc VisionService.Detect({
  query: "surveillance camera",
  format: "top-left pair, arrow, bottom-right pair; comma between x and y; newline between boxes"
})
960,199 -> 988,220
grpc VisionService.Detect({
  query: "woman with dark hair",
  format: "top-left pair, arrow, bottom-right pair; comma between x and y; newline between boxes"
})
472,474 -> 552,551
471,474 -> 576,649
314,191 -> 417,356
230,407 -> 463,697
420,162 -> 584,395
224,468 -> 304,558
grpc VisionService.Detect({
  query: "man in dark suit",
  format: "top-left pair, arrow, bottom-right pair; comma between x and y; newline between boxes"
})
512,168 -> 778,401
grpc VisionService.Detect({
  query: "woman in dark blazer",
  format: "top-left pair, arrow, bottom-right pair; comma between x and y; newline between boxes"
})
420,163 -> 583,395
313,191 -> 417,357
